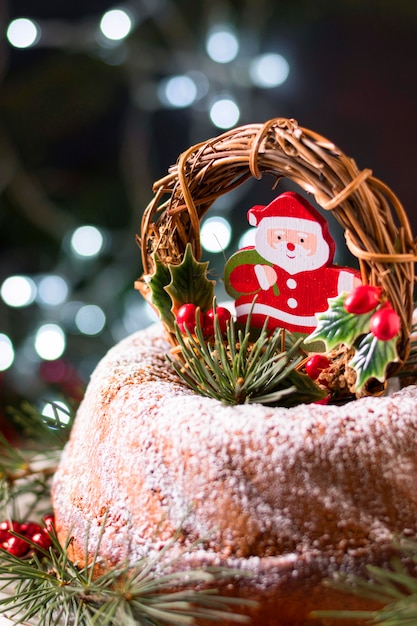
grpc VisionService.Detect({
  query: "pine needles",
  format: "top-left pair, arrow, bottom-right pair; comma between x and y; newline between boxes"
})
312,543 -> 417,626
0,402 -> 256,625
168,303 -> 326,407
0,401 -> 72,519
0,524 -> 255,625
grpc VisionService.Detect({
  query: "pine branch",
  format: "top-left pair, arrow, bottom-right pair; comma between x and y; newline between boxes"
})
0,521 -> 256,625
168,303 -> 326,407
6,400 -> 74,448
0,401 -> 74,520
0,401 -> 256,625
312,542 -> 417,625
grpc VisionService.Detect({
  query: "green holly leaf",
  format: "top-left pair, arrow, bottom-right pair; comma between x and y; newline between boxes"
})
349,333 -> 399,391
147,253 -> 176,330
304,293 -> 374,351
165,243 -> 215,315
147,245 -> 216,332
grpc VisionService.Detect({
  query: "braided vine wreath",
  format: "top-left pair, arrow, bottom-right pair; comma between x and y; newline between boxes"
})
136,117 -> 417,379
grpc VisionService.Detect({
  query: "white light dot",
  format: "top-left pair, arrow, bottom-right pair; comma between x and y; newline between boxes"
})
37,275 -> 69,307
6,18 -> 39,49
1,275 -> 36,307
206,28 -> 239,64
70,225 -> 104,258
201,217 -> 232,253
249,53 -> 290,88
187,71 -> 210,99
238,227 -> 256,249
75,304 -> 106,335
159,75 -> 197,108
34,324 -> 66,361
0,334 -> 14,371
100,9 -> 132,41
41,400 -> 71,425
209,98 -> 240,129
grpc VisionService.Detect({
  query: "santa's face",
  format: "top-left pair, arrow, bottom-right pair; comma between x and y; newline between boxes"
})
255,221 -> 330,274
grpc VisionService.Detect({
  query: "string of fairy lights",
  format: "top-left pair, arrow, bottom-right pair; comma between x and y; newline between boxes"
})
5,5 -> 290,126
0,2 -> 292,414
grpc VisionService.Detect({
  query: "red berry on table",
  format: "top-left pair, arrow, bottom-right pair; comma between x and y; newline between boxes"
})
31,531 -> 53,552
42,513 -> 55,532
344,285 -> 383,314
370,304 -> 401,341
203,307 -> 232,336
305,354 -> 331,380
0,520 -> 21,543
20,521 -> 43,537
5,535 -> 30,557
176,303 -> 203,333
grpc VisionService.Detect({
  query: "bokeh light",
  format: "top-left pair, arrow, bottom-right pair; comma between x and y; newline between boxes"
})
70,225 -> 104,258
34,324 -> 66,360
209,98 -> 240,129
158,75 -> 198,108
249,53 -> 290,87
119,292 -> 158,338
37,275 -> 69,307
6,18 -> 40,49
238,227 -> 256,249
206,27 -> 239,63
201,216 -> 232,252
1,275 -> 37,308
41,400 -> 72,425
99,9 -> 133,41
0,334 -> 15,371
75,304 -> 106,335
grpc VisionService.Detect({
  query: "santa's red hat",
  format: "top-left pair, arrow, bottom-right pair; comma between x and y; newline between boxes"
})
247,191 -> 335,258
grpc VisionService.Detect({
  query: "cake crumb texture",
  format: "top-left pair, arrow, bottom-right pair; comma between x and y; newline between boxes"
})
52,323 -> 417,625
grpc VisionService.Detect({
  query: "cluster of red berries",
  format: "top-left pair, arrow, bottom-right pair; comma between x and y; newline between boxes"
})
344,284 -> 400,341
305,285 -> 401,384
0,513 -> 55,557
176,303 -> 232,337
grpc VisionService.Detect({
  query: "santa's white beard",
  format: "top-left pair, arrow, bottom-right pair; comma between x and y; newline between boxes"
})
258,240 -> 330,275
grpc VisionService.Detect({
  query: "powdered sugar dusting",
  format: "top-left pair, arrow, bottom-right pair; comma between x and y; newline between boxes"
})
52,322 -> 417,595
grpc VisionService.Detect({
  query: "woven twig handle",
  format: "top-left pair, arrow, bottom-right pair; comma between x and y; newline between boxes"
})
137,118 -> 416,365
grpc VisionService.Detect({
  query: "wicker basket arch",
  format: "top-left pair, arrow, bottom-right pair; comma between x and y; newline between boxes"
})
137,117 -> 417,369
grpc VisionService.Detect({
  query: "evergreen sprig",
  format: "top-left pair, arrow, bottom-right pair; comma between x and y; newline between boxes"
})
312,541 -> 417,625
168,303 -> 326,406
0,401 -> 73,519
7,400 -> 74,447
0,403 -> 255,625
0,522 -> 255,625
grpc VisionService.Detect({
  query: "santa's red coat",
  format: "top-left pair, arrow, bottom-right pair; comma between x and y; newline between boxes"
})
226,250 -> 359,334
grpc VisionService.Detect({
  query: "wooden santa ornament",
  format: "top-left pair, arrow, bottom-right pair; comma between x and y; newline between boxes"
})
224,191 -> 361,334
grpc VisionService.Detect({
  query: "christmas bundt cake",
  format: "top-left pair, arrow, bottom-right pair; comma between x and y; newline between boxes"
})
52,119 -> 417,626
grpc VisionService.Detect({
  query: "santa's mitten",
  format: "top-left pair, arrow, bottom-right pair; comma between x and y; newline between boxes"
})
337,269 -> 361,294
254,264 -> 277,290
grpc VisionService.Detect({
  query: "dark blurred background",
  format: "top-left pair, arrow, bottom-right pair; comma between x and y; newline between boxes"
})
0,0 -> 416,418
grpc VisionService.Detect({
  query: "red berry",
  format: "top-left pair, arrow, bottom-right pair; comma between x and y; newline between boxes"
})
31,531 -> 53,552
176,303 -> 203,333
344,285 -> 382,314
5,535 -> 30,557
370,305 -> 401,341
0,520 -> 21,543
20,522 -> 43,537
314,394 -> 331,405
305,354 -> 331,380
42,513 -> 55,532
203,307 -> 232,336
